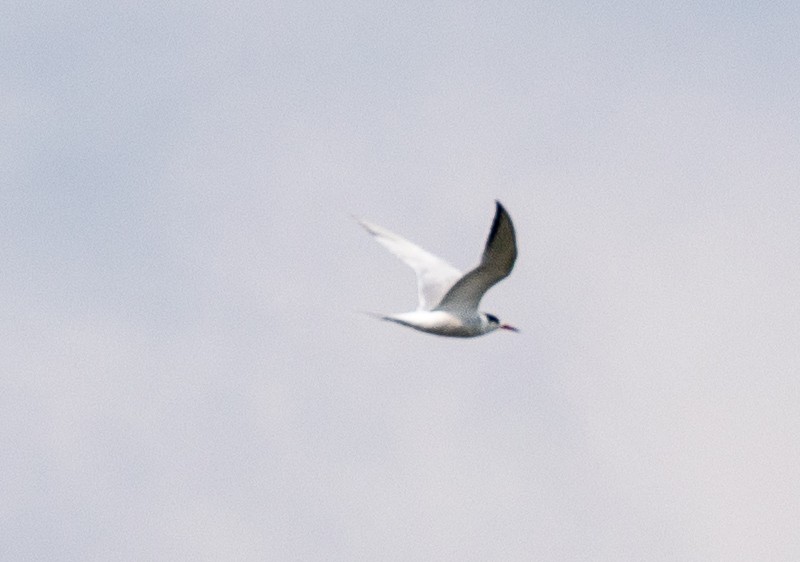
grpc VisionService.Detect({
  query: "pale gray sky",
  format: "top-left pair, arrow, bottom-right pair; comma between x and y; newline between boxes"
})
3,2 -> 799,560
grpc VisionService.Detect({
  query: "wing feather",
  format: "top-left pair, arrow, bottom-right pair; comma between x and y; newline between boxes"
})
358,219 -> 463,310
435,201 -> 517,314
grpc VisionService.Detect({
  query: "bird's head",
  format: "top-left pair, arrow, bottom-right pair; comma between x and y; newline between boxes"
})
483,313 -> 519,333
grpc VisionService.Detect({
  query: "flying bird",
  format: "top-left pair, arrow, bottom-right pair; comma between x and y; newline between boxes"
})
357,201 -> 518,337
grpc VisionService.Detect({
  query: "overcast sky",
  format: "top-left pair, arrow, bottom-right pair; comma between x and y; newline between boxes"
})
3,2 -> 800,560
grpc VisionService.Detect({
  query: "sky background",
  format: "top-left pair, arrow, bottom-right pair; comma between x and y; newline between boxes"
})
3,2 -> 800,560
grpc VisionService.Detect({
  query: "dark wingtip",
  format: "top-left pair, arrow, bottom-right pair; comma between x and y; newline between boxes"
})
486,201 -> 506,246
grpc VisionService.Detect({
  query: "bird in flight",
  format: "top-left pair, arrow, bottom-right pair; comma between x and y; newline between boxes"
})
357,201 -> 518,337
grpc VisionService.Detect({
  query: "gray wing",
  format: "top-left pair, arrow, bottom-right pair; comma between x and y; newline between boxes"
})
435,201 -> 517,314
357,218 -> 463,311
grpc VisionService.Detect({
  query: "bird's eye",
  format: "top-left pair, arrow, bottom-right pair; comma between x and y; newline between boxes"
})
486,313 -> 499,324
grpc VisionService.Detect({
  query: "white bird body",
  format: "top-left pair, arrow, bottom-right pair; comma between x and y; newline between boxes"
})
357,201 -> 519,338
383,310 -> 498,338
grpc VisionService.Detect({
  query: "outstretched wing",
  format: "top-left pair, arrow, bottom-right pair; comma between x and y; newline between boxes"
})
435,201 -> 517,314
357,218 -> 463,310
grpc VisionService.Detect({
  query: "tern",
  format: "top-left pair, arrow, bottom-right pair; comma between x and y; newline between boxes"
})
357,201 -> 519,337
